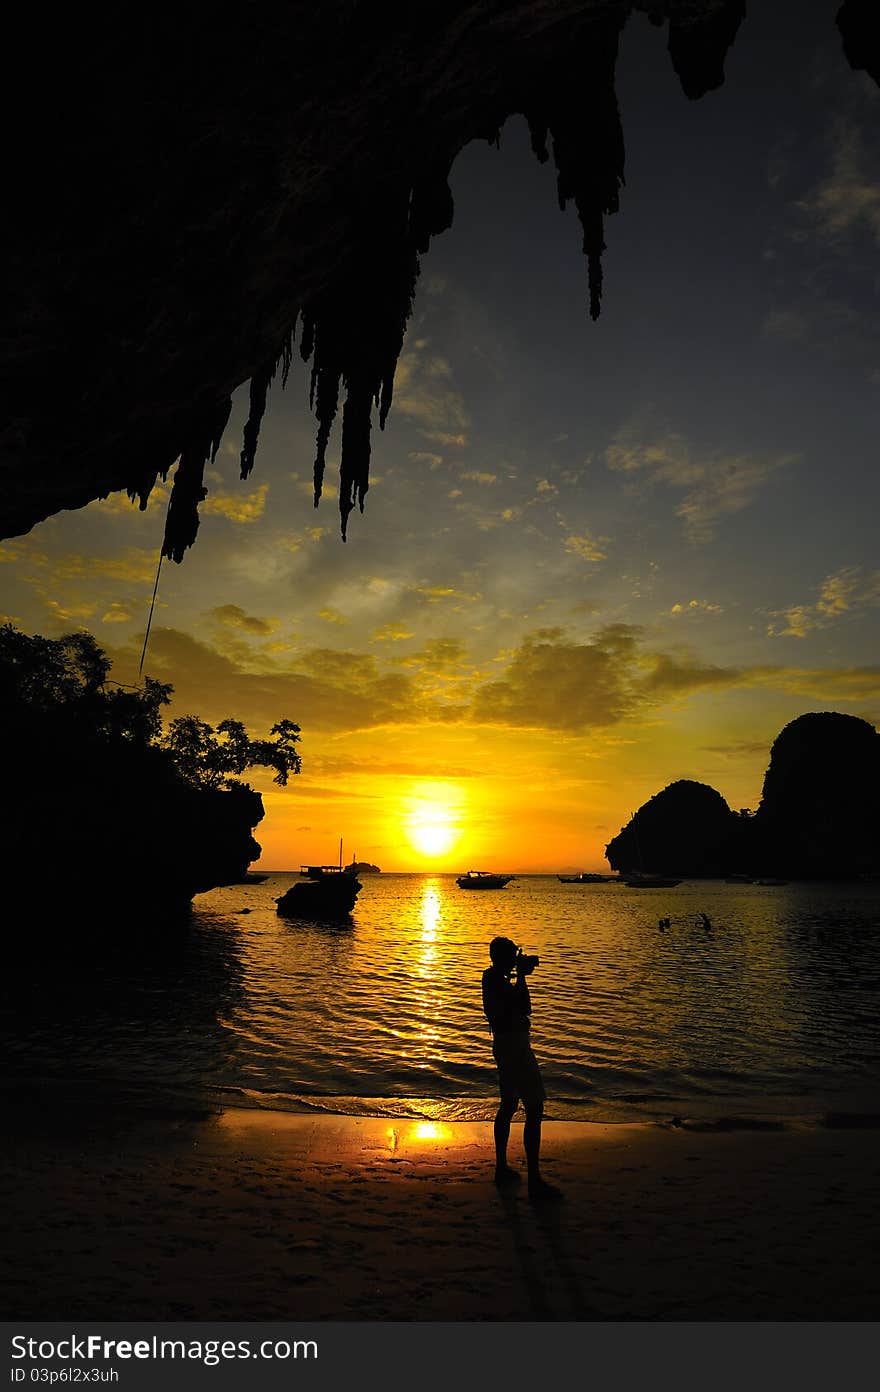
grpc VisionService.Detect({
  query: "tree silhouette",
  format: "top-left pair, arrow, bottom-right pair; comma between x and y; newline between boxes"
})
164,716 -> 302,789
0,624 -> 303,921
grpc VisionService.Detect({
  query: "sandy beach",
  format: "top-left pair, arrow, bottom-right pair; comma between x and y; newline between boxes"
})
3,1099 -> 880,1321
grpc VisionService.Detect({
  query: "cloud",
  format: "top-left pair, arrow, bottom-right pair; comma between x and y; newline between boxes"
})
470,625 -> 644,730
106,623 -> 880,743
764,666 -> 880,700
767,566 -> 880,637
605,427 -> 794,543
460,471 -> 497,486
100,603 -> 135,624
408,452 -> 443,468
203,483 -> 269,523
109,627 -> 425,733
470,628 -> 880,733
702,738 -> 774,759
394,342 -> 469,442
800,120 -> 880,246
564,533 -> 607,564
210,604 -> 278,636
425,432 -> 468,448
372,622 -> 415,643
414,585 -> 480,607
54,549 -> 160,585
399,638 -> 468,673
669,599 -> 724,617
317,608 -> 347,626
638,650 -> 742,698
761,308 -> 809,342
296,479 -> 337,500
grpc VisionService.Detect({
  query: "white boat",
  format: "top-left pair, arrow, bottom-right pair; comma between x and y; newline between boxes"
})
456,871 -> 514,889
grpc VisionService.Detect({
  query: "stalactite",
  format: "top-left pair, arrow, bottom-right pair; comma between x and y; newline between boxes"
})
311,341 -> 343,507
297,177 -> 444,538
210,396 -> 232,464
162,446 -> 208,564
280,323 -> 296,388
837,0 -> 880,87
162,396 -> 231,562
528,13 -> 626,322
666,0 -> 746,100
127,471 -> 161,512
240,360 -> 275,480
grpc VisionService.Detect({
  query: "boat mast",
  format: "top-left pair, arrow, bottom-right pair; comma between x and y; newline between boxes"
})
339,837 -> 343,870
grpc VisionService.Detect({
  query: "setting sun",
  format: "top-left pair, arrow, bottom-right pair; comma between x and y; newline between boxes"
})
409,820 -> 456,857
401,781 -> 466,863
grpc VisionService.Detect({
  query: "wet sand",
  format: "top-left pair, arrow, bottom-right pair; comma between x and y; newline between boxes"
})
3,1104 -> 880,1320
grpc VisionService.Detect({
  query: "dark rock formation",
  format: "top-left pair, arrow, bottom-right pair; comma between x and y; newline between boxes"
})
6,732 -> 265,925
5,2 -> 872,556
1,627 -> 265,925
605,711 -> 880,880
605,778 -> 740,876
753,712 -> 880,879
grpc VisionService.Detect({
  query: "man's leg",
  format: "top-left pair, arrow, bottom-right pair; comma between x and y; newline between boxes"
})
524,1100 -> 562,1201
523,1100 -> 543,1185
494,1097 -> 519,1184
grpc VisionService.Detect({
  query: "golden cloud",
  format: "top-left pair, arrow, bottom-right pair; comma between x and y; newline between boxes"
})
109,627 -> 424,733
104,624 -> 880,744
669,599 -> 724,617
203,483 -> 269,523
460,471 -> 497,486
100,603 -> 135,624
564,533 -> 607,564
394,343 -> 469,440
210,604 -> 278,636
372,623 -> 415,642
767,566 -> 880,637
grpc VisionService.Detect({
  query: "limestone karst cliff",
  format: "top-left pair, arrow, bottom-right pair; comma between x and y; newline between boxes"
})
605,712 -> 880,880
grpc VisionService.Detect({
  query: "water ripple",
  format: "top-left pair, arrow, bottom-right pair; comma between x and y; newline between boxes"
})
2,874 -> 879,1121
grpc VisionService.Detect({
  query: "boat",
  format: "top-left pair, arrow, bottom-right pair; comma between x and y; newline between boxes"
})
276,839 -> 362,919
456,871 -> 514,889
345,858 -> 381,874
623,872 -> 682,888
557,872 -> 613,883
755,878 -> 789,886
725,873 -> 754,884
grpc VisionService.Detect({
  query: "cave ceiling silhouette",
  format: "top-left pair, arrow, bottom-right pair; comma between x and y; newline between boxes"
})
3,0 -> 878,561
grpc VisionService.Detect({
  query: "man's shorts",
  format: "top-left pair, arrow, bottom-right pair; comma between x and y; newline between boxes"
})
492,1030 -> 546,1106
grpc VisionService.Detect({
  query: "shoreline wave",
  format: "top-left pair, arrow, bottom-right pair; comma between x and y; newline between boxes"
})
6,1074 -> 880,1133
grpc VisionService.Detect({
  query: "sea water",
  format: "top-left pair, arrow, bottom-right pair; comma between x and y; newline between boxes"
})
4,874 -> 879,1123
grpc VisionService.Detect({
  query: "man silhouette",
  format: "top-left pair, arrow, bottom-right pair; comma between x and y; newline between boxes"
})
482,935 -> 561,1201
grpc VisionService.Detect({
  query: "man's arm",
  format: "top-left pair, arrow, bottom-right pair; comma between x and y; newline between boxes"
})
514,972 -> 532,1017
483,970 -> 531,1029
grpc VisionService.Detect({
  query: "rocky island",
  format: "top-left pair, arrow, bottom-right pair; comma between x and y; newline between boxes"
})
605,712 -> 880,881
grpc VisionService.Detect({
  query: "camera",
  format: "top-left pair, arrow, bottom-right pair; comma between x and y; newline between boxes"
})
516,949 -> 540,975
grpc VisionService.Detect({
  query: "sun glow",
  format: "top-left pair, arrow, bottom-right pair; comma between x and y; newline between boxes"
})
409,820 -> 456,856
401,781 -> 466,863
